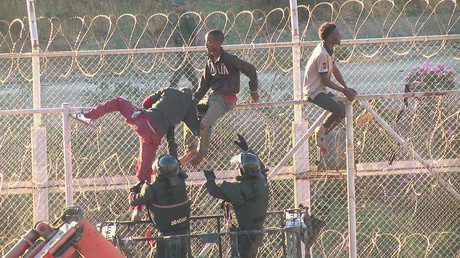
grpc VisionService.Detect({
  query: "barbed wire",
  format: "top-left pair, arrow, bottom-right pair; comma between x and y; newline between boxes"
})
0,1 -> 459,257
0,1 -> 458,82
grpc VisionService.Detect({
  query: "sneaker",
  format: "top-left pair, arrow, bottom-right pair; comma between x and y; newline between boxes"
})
131,205 -> 142,221
313,125 -> 326,148
189,155 -> 204,167
179,150 -> 197,166
70,112 -> 91,126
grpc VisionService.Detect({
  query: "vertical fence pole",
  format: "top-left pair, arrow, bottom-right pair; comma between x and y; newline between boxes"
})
27,0 -> 41,127
27,0 -> 49,222
289,0 -> 310,208
289,2 -> 312,254
345,102 -> 357,258
62,104 -> 73,206
289,0 -> 302,123
31,128 -> 48,222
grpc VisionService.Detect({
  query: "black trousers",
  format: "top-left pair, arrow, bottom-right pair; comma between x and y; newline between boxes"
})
308,92 -> 345,134
231,229 -> 265,258
154,228 -> 189,258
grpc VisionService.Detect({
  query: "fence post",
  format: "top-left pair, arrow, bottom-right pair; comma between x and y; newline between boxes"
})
289,0 -> 310,203
62,104 -> 74,206
345,102 -> 357,258
27,0 -> 49,223
290,1 -> 311,256
26,0 -> 41,127
289,0 -> 302,123
31,128 -> 48,223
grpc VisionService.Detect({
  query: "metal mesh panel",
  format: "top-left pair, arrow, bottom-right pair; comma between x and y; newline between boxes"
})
1,1 -> 460,257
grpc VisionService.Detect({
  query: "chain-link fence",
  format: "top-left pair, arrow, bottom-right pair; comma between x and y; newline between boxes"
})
1,0 -> 460,257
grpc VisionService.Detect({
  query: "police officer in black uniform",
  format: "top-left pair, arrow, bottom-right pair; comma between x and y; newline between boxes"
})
129,154 -> 190,258
203,134 -> 269,258
170,0 -> 199,90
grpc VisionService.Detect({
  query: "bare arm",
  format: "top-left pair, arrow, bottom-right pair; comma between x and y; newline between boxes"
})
322,63 -> 356,101
320,72 -> 346,93
331,64 -> 347,88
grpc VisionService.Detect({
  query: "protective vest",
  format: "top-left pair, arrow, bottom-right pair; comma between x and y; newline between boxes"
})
221,175 -> 269,230
147,178 -> 190,232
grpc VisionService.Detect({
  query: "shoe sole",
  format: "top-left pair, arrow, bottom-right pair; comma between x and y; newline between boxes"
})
70,114 -> 91,126
312,131 -> 326,148
189,156 -> 204,167
179,150 -> 197,165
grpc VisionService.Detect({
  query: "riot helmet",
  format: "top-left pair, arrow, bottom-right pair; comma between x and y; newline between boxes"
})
153,154 -> 180,180
231,151 -> 260,176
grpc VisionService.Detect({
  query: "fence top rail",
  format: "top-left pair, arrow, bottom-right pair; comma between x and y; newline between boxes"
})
1,90 -> 459,116
100,211 -> 284,226
0,34 -> 458,59
129,225 -> 303,242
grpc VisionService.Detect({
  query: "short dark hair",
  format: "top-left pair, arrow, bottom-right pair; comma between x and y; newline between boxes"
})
207,29 -> 225,43
318,22 -> 337,41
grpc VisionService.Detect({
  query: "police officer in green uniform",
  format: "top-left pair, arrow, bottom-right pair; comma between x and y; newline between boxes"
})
129,154 -> 190,258
203,134 -> 269,258
170,0 -> 199,90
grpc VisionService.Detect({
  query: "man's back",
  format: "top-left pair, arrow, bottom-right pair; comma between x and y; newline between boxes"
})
144,87 -> 198,135
221,175 -> 269,230
144,179 -> 190,232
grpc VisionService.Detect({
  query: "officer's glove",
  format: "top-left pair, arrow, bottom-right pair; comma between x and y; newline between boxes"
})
204,170 -> 216,180
130,180 -> 146,194
179,169 -> 189,180
233,134 -> 249,151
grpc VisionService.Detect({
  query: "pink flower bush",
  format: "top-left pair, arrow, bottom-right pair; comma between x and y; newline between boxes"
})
404,62 -> 456,91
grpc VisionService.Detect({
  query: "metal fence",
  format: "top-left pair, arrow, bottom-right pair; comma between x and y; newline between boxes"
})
1,0 -> 460,257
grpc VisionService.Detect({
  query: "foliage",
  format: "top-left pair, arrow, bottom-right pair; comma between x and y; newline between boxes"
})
404,62 -> 456,92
